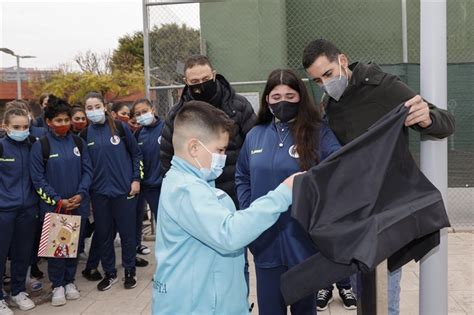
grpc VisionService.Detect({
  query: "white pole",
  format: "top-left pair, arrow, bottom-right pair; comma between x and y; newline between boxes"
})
419,1 -> 448,315
16,55 -> 22,99
142,0 -> 151,99
401,0 -> 408,63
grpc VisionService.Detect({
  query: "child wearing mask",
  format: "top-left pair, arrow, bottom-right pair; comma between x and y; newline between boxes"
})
152,101 -> 301,314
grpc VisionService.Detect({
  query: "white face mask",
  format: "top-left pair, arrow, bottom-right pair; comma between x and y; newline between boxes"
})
137,112 -> 154,126
322,56 -> 349,101
194,140 -> 227,181
86,109 -> 106,124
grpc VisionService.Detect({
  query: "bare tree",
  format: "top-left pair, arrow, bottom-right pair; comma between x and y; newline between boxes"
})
74,50 -> 112,75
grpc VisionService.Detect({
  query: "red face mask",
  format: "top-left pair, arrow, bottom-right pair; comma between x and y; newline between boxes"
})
49,124 -> 71,137
72,121 -> 87,131
117,115 -> 129,123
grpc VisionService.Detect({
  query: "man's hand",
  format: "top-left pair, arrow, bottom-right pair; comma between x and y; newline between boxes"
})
404,95 -> 432,128
130,181 -> 140,196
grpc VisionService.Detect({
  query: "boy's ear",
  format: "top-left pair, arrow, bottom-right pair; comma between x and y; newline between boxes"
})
187,138 -> 200,158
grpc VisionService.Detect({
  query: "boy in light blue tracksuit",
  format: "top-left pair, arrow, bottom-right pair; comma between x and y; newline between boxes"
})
29,98 -> 93,306
152,101 -> 301,315
0,108 -> 39,313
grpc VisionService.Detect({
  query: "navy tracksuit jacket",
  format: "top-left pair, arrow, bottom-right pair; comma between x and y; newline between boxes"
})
29,132 -> 93,216
29,131 -> 93,288
235,120 -> 341,314
84,121 -> 143,274
0,136 -> 39,299
135,117 -> 164,246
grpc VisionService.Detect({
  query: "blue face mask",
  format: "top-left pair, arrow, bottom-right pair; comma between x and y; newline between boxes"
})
137,112 -> 154,126
8,129 -> 30,142
194,141 -> 227,181
86,109 -> 106,124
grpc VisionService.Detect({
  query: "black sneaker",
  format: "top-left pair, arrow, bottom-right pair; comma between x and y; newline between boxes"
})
124,270 -> 137,289
135,257 -> 149,267
316,289 -> 333,311
31,264 -> 44,279
97,273 -> 117,291
82,268 -> 103,281
339,288 -> 357,310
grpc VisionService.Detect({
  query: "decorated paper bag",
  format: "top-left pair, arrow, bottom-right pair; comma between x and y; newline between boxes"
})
38,212 -> 81,258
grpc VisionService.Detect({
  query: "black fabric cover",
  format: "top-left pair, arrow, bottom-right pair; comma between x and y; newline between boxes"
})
280,104 -> 450,305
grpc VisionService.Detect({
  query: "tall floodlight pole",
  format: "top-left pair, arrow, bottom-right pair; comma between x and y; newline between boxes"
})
419,0 -> 448,314
0,48 -> 36,99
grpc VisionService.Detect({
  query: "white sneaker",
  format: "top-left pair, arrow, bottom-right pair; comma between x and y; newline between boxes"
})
10,292 -> 35,311
51,286 -> 66,306
65,283 -> 80,300
0,300 -> 13,315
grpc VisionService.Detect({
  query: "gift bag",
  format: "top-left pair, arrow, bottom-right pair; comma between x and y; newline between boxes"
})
38,211 -> 81,258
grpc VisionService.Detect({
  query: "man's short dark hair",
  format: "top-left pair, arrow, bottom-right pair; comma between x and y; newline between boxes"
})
174,101 -> 234,143
302,39 -> 342,69
184,55 -> 214,72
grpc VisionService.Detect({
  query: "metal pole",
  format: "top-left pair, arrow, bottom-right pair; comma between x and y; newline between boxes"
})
16,55 -> 22,99
419,1 -> 448,315
401,0 -> 408,63
142,0 -> 151,99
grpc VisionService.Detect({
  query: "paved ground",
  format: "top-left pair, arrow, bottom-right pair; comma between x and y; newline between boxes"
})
6,232 -> 473,315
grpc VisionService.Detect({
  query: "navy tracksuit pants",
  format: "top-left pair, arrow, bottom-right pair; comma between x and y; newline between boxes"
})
0,207 -> 38,299
91,193 -> 137,275
47,216 -> 87,288
255,265 -> 316,315
136,186 -> 160,247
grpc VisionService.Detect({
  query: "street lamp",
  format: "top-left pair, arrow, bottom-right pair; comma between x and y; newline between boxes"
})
0,48 -> 36,99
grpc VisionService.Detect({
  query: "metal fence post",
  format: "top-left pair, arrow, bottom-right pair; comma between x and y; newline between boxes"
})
142,0 -> 151,100
420,1 -> 449,314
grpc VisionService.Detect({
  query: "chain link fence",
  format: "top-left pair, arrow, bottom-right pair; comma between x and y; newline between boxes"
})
144,0 -> 473,229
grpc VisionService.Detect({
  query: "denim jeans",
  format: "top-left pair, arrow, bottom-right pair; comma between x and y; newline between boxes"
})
388,268 -> 402,315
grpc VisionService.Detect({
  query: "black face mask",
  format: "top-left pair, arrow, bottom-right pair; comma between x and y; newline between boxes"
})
189,79 -> 218,102
269,101 -> 300,122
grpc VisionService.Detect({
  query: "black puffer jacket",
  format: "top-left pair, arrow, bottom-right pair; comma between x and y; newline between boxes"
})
160,74 -> 257,206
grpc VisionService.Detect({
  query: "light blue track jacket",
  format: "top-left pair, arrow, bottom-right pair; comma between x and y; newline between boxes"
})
152,156 -> 292,315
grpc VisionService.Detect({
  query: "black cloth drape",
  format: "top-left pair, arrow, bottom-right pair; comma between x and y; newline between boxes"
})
280,104 -> 450,305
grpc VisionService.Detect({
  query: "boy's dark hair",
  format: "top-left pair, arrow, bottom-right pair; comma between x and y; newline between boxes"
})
174,101 -> 234,141
184,55 -> 214,72
302,39 -> 342,69
44,95 -> 72,120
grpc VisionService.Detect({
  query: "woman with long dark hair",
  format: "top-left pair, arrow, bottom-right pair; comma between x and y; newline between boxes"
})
235,69 -> 341,314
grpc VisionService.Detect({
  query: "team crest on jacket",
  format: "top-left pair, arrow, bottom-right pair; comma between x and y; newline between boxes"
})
289,145 -> 299,158
73,147 -> 81,157
110,135 -> 121,145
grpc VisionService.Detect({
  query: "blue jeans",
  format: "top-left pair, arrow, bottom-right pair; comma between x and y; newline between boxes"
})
388,268 -> 402,315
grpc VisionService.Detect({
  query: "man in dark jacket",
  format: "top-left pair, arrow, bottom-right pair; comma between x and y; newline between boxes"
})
160,55 -> 256,206
301,39 -> 455,314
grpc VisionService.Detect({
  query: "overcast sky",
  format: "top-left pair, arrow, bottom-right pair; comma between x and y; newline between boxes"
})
0,0 -> 199,70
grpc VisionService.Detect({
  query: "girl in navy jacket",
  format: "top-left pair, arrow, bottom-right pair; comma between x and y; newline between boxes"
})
0,108 -> 39,313
131,98 -> 164,256
30,97 -> 93,306
82,92 -> 144,292
235,69 -> 341,315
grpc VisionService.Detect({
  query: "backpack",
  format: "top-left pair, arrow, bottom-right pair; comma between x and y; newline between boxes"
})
0,135 -> 37,158
39,135 -> 83,165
